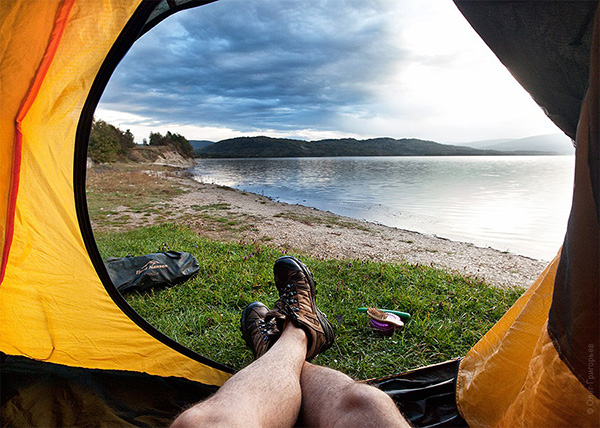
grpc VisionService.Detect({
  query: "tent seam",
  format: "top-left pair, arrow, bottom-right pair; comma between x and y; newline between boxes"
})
0,0 -> 76,285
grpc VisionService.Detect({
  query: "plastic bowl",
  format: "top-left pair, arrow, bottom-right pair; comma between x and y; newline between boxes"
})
369,313 -> 402,334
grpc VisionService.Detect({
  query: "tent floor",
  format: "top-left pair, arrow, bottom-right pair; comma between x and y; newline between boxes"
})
2,354 -> 466,427
1,353 -> 217,427
369,358 -> 468,427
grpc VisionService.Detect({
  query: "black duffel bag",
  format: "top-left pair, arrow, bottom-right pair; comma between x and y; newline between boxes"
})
104,251 -> 199,293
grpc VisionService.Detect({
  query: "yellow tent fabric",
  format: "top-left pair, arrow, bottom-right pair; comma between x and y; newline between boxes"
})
456,8 -> 600,426
0,0 -> 62,280
0,0 -> 230,387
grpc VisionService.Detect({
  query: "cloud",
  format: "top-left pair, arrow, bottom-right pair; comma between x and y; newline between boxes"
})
100,0 -> 407,135
99,0 -> 562,142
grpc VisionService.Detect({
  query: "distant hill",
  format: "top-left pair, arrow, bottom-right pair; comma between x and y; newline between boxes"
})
190,140 -> 215,153
195,136 -> 514,158
455,133 -> 574,155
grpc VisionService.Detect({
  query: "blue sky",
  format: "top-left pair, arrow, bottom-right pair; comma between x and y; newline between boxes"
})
97,0 -> 565,144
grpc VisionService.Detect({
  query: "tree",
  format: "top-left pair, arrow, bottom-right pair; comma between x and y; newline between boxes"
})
148,131 -> 167,146
148,131 -> 194,158
88,119 -> 135,163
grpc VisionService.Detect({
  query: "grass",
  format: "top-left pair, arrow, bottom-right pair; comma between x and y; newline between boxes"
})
86,164 -> 185,229
184,202 -> 256,232
191,203 -> 232,211
179,210 -> 260,234
95,223 -> 524,379
274,211 -> 371,231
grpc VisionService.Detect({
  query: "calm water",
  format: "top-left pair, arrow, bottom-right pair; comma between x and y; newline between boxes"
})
191,156 -> 575,261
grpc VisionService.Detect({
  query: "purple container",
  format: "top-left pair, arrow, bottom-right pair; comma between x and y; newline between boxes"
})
369,313 -> 402,335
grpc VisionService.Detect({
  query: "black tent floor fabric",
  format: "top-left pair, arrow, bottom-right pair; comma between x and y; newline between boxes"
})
369,359 -> 467,428
1,354 -> 217,427
1,353 -> 465,427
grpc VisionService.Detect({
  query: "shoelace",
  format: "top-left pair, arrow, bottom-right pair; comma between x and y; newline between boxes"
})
256,318 -> 279,342
279,283 -> 300,320
257,319 -> 269,342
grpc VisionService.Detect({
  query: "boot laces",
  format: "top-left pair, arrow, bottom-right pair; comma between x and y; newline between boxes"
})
256,319 -> 275,342
280,283 -> 300,319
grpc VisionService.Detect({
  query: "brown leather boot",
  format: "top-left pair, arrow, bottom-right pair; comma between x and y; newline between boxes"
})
240,302 -> 280,359
266,256 -> 334,360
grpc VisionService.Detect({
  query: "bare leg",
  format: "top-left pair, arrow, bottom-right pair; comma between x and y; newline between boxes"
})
172,324 -> 307,428
297,363 -> 411,428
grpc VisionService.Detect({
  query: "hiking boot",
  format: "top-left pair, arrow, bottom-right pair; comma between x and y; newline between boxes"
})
266,256 -> 334,360
241,302 -> 280,359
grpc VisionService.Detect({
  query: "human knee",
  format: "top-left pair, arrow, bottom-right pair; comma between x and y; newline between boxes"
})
331,383 -> 408,427
170,407 -> 198,428
171,404 -> 231,428
337,382 -> 396,414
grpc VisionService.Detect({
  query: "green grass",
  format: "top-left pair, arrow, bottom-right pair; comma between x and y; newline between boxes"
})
95,223 -> 523,379
274,211 -> 371,231
191,203 -> 232,211
178,210 -> 259,234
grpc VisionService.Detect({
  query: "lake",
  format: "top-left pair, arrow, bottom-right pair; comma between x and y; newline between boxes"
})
191,156 -> 575,261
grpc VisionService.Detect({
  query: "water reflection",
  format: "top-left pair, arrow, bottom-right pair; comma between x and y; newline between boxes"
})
191,156 -> 574,260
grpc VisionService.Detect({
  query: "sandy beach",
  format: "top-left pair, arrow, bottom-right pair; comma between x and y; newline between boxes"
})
97,165 -> 549,289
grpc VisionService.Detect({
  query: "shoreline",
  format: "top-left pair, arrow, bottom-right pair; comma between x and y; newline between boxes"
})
89,164 -> 549,289
173,170 -> 548,289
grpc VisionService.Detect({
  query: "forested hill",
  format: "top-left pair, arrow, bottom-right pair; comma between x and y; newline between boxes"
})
196,136 -> 508,158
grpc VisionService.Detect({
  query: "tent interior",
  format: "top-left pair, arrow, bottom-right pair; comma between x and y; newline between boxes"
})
1,0 -> 598,426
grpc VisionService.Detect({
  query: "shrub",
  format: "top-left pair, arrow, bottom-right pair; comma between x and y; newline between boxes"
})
88,119 -> 135,163
149,131 -> 194,158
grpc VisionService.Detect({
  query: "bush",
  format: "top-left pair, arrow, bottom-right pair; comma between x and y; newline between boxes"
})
88,119 -> 135,163
149,131 -> 194,158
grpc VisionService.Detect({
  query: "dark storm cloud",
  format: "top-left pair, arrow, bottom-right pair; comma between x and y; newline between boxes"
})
100,0 -> 407,133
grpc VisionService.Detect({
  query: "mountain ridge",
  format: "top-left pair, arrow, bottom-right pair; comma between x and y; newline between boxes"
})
452,133 -> 574,155
195,136 -> 553,158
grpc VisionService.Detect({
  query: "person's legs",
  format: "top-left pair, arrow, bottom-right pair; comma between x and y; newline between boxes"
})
173,255 -> 408,428
297,362 -> 411,428
171,323 -> 307,428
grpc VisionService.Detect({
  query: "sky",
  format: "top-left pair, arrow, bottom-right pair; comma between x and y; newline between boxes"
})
97,0 -> 565,144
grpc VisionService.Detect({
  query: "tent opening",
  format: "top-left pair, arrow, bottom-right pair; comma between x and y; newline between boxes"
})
83,0 -> 580,374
